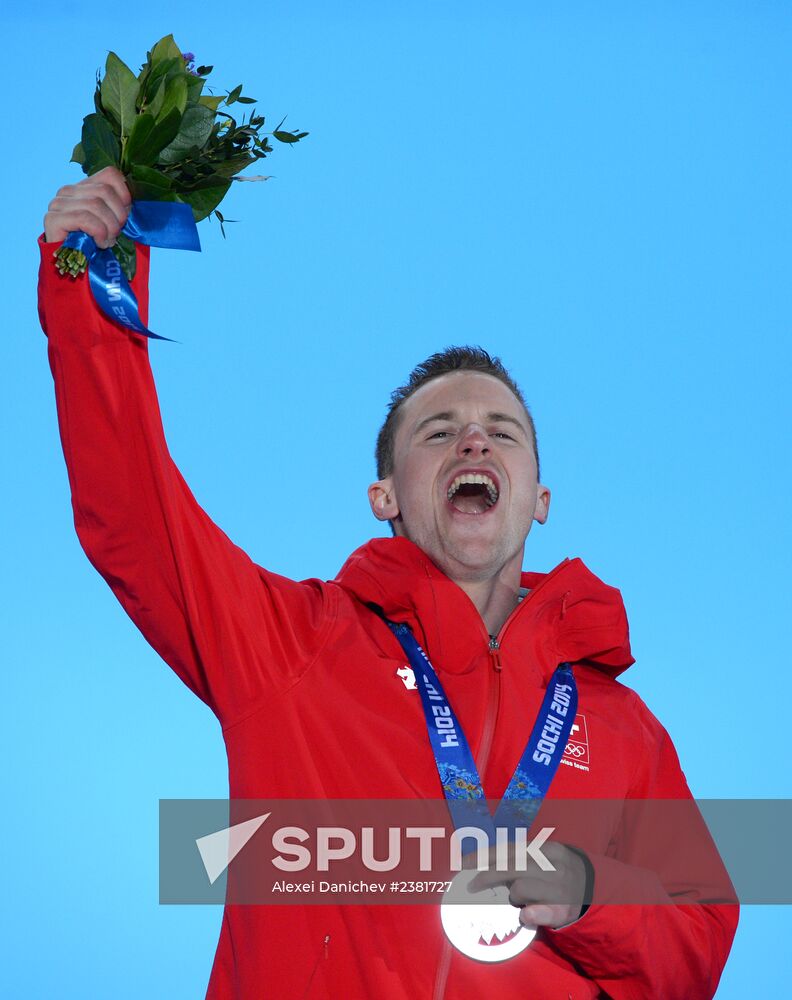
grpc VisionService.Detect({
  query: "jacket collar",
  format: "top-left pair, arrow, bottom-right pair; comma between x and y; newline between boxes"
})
334,537 -> 634,680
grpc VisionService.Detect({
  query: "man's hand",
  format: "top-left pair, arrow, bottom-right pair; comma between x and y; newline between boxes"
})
44,166 -> 131,248
468,841 -> 589,930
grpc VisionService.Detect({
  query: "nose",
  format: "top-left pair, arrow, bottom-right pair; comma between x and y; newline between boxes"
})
457,423 -> 490,458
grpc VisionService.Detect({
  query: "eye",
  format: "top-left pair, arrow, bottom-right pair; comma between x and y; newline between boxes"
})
428,431 -> 452,440
493,431 -> 514,440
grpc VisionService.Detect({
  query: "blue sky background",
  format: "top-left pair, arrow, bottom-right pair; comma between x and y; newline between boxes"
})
3,1 -> 790,995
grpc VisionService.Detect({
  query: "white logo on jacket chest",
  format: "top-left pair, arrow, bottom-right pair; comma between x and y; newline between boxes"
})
560,714 -> 590,772
396,665 -> 417,690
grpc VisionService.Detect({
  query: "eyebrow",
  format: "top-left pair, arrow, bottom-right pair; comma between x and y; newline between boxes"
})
413,410 -> 528,437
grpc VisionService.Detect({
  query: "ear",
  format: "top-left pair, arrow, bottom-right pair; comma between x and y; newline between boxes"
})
533,484 -> 551,525
368,478 -> 400,522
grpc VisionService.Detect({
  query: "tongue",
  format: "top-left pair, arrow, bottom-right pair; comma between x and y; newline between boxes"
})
451,484 -> 490,514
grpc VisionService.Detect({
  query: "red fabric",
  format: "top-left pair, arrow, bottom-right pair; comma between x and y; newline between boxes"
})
38,238 -> 737,999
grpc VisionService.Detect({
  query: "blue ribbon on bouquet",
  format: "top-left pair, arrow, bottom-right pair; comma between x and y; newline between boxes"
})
62,200 -> 200,341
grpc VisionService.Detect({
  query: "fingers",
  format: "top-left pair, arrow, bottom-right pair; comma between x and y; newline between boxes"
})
44,168 -> 131,247
467,841 -> 587,926
461,839 -> 544,876
459,841 -> 587,931
468,868 -> 512,891
520,904 -> 556,927
91,166 -> 132,207
469,864 -> 550,893
467,870 -> 570,911
45,202 -> 119,249
519,903 -> 579,930
468,841 -> 583,891
507,874 -> 568,907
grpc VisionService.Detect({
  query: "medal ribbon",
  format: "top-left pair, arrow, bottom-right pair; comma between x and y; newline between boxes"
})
62,200 -> 201,341
387,621 -> 577,839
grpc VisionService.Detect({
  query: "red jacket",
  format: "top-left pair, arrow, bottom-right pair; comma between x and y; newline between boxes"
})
38,239 -> 737,999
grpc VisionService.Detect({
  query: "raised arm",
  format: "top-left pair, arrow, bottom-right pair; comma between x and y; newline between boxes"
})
40,168 -> 334,726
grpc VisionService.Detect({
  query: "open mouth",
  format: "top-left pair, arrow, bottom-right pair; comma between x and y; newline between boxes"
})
446,473 -> 500,514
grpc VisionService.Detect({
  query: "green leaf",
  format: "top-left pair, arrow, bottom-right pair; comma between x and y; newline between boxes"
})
236,96 -> 256,104
226,84 -> 242,105
124,109 -> 182,167
214,209 -> 234,238
177,178 -> 232,222
146,108 -> 184,157
210,154 -> 257,178
140,56 -> 182,116
130,163 -> 171,183
71,142 -> 86,166
111,232 -> 137,281
129,163 -> 173,188
128,165 -> 177,202
124,113 -> 156,166
198,95 -> 223,112
172,161 -> 199,180
186,73 -> 205,103
158,105 -> 215,163
150,34 -> 182,65
146,80 -> 166,119
157,74 -> 188,122
81,113 -> 121,172
273,130 -> 301,144
196,65 -> 213,76
101,51 -> 140,138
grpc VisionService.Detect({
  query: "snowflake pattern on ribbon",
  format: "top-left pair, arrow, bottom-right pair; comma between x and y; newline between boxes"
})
438,762 -> 484,800
506,768 -> 543,800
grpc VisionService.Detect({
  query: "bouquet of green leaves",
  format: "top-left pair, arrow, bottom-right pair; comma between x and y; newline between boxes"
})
57,34 -> 307,281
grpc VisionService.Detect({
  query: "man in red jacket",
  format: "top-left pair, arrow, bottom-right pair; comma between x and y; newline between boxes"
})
40,167 -> 737,998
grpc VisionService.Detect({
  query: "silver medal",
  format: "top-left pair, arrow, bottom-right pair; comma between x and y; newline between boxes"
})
440,869 -> 535,962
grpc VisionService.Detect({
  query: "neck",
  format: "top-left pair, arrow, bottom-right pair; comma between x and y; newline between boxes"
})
454,569 -> 522,636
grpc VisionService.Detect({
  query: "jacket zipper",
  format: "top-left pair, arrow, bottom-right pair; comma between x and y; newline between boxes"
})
301,934 -> 330,999
433,637 -> 503,1000
432,939 -> 453,1000
432,568 -> 568,1000
476,636 -> 503,778
476,574 -> 557,783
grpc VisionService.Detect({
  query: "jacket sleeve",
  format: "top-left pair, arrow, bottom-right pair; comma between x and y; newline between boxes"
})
544,694 -> 738,1000
38,237 -> 335,727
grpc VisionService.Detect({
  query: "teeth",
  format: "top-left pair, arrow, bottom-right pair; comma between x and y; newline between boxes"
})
447,473 -> 499,506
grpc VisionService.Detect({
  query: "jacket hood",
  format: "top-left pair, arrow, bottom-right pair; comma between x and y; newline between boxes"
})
335,537 -> 635,680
